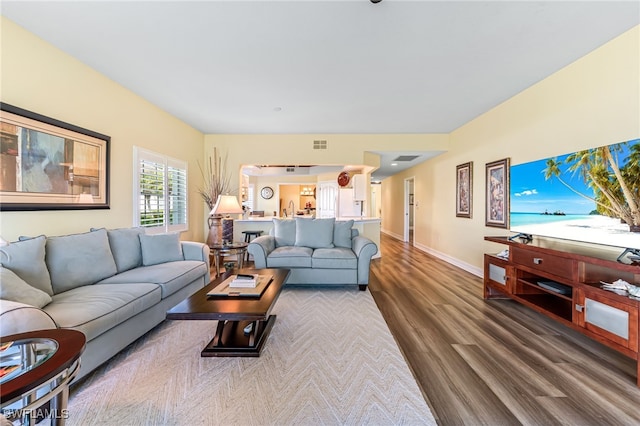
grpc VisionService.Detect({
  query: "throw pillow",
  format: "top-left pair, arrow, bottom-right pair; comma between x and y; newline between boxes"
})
0,266 -> 52,308
333,220 -> 355,248
92,227 -> 145,273
0,235 -> 53,296
294,217 -> 335,249
139,233 -> 184,266
272,219 -> 296,247
46,228 -> 118,294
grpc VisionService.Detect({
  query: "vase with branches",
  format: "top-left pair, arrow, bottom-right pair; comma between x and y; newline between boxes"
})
198,148 -> 233,211
198,148 -> 235,245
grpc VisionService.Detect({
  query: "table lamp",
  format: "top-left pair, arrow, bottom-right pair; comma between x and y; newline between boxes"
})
210,195 -> 244,245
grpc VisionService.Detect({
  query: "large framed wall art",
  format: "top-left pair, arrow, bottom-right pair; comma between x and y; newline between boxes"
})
455,161 -> 473,218
485,158 -> 510,228
0,103 -> 110,211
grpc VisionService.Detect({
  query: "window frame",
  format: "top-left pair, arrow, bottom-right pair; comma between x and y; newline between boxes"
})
133,147 -> 188,234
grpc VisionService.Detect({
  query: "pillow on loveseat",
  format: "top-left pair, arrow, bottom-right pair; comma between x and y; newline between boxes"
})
0,266 -> 52,308
0,235 -> 53,295
333,220 -> 355,248
46,228 -> 118,294
294,217 -> 335,249
273,219 -> 296,247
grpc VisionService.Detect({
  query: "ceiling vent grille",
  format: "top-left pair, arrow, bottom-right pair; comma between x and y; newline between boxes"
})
394,155 -> 420,162
313,140 -> 327,150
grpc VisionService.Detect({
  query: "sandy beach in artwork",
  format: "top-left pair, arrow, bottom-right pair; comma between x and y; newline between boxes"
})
512,215 -> 640,250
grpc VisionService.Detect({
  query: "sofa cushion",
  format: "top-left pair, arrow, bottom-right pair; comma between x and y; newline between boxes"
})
294,218 -> 335,249
0,266 -> 52,308
267,246 -> 312,268
0,235 -> 53,296
139,233 -> 184,266
93,227 -> 145,273
273,219 -> 296,247
333,220 -> 355,248
0,300 -> 57,336
312,248 -> 358,269
98,260 -> 207,299
46,229 -> 118,294
43,283 -> 161,342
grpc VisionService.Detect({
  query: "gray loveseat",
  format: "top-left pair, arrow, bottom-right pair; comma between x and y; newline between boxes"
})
247,218 -> 377,290
0,227 -> 209,381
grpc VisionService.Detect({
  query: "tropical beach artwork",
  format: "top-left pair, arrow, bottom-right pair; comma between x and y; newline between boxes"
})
510,139 -> 640,250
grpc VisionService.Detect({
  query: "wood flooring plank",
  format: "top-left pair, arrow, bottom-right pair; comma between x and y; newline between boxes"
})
369,233 -> 640,425
540,363 -> 640,424
453,344 -> 564,425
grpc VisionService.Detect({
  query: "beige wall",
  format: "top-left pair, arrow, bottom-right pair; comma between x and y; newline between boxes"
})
205,133 -> 448,230
4,15 -> 637,272
382,26 -> 640,275
0,18 -> 206,242
205,133 -> 449,188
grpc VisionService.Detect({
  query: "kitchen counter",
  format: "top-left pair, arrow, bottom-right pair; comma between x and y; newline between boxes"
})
235,216 -> 380,223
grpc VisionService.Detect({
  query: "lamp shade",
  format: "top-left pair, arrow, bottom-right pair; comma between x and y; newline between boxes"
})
210,195 -> 243,216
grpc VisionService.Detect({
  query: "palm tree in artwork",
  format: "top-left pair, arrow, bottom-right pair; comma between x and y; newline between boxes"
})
543,140 -> 640,232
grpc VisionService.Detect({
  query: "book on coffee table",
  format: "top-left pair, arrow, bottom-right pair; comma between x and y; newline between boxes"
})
229,274 -> 258,288
207,274 -> 274,298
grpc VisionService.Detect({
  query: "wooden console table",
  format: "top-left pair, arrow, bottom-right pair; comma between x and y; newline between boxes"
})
484,236 -> 640,386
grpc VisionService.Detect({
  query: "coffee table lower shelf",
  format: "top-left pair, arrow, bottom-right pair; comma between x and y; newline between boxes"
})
204,316 -> 276,357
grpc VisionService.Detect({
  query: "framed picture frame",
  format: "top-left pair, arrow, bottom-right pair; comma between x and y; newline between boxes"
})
485,158 -> 510,228
455,162 -> 473,218
0,103 -> 110,211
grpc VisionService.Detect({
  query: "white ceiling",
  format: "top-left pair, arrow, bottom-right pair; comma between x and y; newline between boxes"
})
2,1 -> 638,180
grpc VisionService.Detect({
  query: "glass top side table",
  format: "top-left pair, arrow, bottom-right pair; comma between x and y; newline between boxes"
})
1,338 -> 58,385
1,329 -> 85,426
209,242 -> 249,276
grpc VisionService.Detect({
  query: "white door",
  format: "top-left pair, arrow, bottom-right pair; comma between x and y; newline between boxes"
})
317,181 -> 338,218
404,178 -> 413,242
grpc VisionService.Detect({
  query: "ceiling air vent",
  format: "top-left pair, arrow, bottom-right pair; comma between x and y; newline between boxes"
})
394,155 -> 420,162
313,140 -> 327,150
286,167 -> 295,173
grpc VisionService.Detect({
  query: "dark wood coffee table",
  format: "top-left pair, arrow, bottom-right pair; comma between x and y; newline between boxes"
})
166,268 -> 290,357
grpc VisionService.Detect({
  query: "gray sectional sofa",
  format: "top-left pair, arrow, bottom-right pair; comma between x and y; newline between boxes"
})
0,227 -> 209,381
247,218 -> 377,290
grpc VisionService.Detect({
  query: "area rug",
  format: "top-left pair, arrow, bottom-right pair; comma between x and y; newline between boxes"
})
68,287 -> 436,425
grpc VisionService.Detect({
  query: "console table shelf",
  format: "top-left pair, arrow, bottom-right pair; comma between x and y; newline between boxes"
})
484,236 -> 640,386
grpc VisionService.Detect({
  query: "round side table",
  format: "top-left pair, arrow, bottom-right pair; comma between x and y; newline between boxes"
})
1,329 -> 85,426
209,242 -> 249,276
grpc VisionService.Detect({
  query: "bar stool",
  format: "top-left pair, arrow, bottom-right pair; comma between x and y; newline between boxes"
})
242,230 -> 263,262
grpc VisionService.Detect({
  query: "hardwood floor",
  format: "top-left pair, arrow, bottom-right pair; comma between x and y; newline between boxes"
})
368,233 -> 640,425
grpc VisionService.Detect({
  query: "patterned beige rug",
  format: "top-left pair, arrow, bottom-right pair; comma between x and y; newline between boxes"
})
68,287 -> 436,425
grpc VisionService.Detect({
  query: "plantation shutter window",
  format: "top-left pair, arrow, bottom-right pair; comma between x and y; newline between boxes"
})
134,147 -> 188,233
168,159 -> 187,230
242,184 -> 255,211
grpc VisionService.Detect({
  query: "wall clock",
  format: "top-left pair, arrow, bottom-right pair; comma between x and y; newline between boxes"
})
260,186 -> 274,199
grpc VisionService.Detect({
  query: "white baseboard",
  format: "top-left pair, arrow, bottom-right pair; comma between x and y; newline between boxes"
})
381,228 -> 404,241
413,241 -> 483,278
381,230 -> 483,278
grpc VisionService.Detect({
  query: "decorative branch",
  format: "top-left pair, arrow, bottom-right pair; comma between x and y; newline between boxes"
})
197,147 -> 234,212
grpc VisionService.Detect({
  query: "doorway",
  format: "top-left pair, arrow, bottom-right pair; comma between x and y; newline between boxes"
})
403,177 -> 414,243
